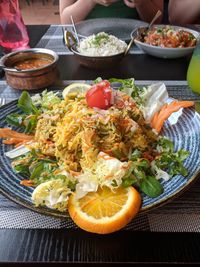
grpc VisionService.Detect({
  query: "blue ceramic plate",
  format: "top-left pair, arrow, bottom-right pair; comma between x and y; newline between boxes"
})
0,99 -> 200,218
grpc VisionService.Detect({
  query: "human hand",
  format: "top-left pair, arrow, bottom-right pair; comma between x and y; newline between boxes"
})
91,0 -> 119,7
123,0 -> 143,8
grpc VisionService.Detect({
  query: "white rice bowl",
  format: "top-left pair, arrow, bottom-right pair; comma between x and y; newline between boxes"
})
77,32 -> 127,57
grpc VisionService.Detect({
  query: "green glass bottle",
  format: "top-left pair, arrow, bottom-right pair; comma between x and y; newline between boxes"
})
187,44 -> 200,94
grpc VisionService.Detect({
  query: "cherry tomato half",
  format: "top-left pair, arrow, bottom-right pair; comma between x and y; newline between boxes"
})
86,80 -> 112,110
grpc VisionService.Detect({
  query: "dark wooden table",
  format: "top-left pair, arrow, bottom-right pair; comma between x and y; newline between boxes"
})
1,25 -> 200,265
27,25 -> 190,82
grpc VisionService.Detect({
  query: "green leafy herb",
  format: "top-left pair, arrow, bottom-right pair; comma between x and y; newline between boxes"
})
122,135 -> 189,198
158,137 -> 174,152
24,115 -> 38,133
17,91 -> 39,114
91,34 -> 109,47
93,77 -> 103,84
6,92 -> 41,133
140,176 -> 164,198
155,147 -> 189,177
12,149 -> 59,185
67,180 -> 77,191
122,156 -> 163,197
129,149 -> 142,161
108,78 -> 145,105
157,28 -> 163,34
122,174 -> 137,187
41,90 -> 61,111
30,162 -> 45,180
13,164 -> 30,176
6,113 -> 26,128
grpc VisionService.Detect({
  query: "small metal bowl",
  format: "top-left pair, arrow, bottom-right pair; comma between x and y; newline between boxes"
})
131,25 -> 200,59
0,48 -> 59,90
64,31 -> 128,69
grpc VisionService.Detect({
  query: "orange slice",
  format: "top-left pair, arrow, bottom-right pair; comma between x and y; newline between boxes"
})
68,186 -> 141,234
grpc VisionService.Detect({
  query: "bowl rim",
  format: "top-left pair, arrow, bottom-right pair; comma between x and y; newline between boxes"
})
131,24 -> 200,51
71,45 -> 126,59
0,48 -> 59,73
134,38 -> 197,51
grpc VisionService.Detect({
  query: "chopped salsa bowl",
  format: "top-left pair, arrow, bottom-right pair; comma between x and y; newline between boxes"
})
131,25 -> 200,58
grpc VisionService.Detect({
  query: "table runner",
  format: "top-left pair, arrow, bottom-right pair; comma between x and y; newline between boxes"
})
35,25 -> 144,55
35,24 -> 200,56
1,79 -> 200,231
1,80 -> 200,103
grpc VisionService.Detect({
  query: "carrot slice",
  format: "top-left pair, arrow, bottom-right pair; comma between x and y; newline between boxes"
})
3,138 -> 25,145
0,128 -> 34,140
151,111 -> 159,128
151,100 -> 194,133
20,180 -> 34,187
15,140 -> 30,148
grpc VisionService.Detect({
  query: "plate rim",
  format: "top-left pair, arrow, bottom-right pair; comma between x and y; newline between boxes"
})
1,165 -> 200,218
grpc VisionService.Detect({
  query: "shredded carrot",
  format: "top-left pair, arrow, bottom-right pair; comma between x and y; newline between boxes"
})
119,119 -> 130,128
0,128 -> 34,140
122,95 -> 130,101
142,152 -> 154,162
69,170 -> 82,177
3,137 -> 31,148
151,100 -> 194,133
15,140 -> 30,148
115,100 -> 125,109
128,102 -> 136,109
3,138 -> 25,145
104,175 -> 113,180
98,154 -> 114,160
150,110 -> 159,128
44,140 -> 54,145
121,164 -> 129,170
20,180 -> 34,187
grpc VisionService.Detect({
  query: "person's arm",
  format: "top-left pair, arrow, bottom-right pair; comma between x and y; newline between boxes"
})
168,0 -> 200,25
59,0 -> 96,24
59,0 -> 118,24
123,0 -> 163,23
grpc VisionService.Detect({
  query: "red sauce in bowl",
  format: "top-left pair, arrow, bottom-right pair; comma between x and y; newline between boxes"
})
14,58 -> 52,70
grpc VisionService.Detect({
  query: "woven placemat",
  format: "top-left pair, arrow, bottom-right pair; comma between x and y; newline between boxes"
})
35,25 -> 144,55
0,79 -> 200,230
1,80 -> 200,103
35,24 -> 200,56
1,180 -> 200,231
1,178 -> 200,231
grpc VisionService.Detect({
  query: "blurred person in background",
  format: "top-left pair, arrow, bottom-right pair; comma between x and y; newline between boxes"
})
60,0 -> 163,24
168,0 -> 200,24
